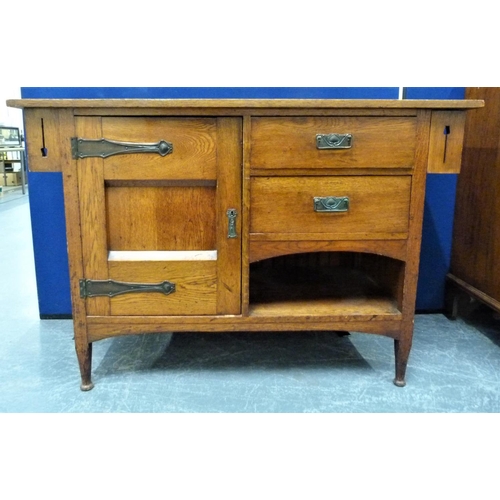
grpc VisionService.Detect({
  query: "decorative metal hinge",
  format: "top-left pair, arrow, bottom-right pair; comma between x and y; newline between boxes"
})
71,138 -> 173,159
79,279 -> 176,298
316,133 -> 352,149
313,196 -> 350,213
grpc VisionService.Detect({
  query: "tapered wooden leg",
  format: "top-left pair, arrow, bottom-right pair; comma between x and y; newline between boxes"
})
77,342 -> 94,391
394,334 -> 412,387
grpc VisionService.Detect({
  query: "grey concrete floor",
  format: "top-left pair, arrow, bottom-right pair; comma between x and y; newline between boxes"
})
1,186 -> 500,412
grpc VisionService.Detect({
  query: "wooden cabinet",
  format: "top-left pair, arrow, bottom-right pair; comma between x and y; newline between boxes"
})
7,98 -> 482,390
446,88 -> 500,317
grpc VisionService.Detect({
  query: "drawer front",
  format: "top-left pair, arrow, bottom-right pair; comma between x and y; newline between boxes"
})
250,176 -> 411,239
250,117 -> 416,170
80,117 -> 218,181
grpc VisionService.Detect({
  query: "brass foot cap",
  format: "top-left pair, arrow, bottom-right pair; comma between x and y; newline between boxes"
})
393,379 -> 406,388
80,382 -> 95,391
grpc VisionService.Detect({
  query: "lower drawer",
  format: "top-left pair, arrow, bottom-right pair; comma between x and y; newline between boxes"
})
250,176 -> 411,240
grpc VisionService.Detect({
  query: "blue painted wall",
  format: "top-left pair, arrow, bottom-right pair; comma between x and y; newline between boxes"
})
27,171 -> 71,316
22,87 -> 459,316
21,87 -> 399,100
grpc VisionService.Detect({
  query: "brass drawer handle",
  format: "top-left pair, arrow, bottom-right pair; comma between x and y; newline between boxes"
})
316,133 -> 352,149
71,137 -> 173,159
314,196 -> 349,212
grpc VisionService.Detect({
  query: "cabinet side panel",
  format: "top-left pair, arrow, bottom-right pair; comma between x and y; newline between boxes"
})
427,111 -> 466,173
23,108 -> 66,172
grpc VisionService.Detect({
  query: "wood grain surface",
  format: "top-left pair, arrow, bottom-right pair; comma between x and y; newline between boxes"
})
250,117 -> 417,169
250,176 -> 411,239
108,260 -> 217,316
12,98 -> 479,389
7,98 -> 485,109
450,88 -> 500,302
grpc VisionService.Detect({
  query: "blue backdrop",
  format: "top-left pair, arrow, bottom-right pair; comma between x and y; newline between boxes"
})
21,87 -> 461,316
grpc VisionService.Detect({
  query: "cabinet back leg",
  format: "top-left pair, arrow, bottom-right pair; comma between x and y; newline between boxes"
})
444,279 -> 460,320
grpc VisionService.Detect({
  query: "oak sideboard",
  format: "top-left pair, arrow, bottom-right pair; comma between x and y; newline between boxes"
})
7,98 -> 483,390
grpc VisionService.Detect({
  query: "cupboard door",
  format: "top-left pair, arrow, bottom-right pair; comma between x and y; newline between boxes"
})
76,116 -> 242,316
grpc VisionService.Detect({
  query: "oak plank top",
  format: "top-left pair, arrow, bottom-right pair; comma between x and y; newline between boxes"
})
6,98 -> 484,109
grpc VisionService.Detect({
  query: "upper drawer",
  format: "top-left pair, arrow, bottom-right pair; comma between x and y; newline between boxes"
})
250,117 -> 417,170
75,116 -> 217,181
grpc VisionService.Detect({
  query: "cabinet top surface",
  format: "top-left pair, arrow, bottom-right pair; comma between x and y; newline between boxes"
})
6,98 -> 484,110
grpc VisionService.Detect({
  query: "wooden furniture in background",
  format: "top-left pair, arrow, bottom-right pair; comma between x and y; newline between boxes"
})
0,146 -> 27,194
446,88 -> 500,317
7,98 -> 482,390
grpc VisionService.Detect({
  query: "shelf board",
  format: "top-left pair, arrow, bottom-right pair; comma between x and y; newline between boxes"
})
249,265 -> 400,318
249,299 -> 400,318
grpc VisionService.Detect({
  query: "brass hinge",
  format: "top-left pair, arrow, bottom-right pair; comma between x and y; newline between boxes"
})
79,279 -> 176,298
71,137 -> 173,159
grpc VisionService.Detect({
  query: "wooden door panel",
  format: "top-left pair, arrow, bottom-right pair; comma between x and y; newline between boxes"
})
106,185 -> 216,251
108,260 -> 217,316
76,116 -> 242,317
101,117 -> 217,181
